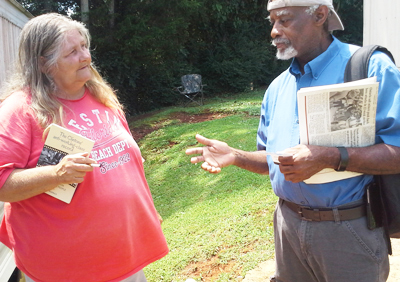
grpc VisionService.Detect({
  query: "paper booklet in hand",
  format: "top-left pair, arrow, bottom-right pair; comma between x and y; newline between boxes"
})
297,77 -> 379,184
36,124 -> 95,203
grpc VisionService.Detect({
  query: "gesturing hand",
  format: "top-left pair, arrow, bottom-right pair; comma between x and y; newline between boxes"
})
185,134 -> 235,174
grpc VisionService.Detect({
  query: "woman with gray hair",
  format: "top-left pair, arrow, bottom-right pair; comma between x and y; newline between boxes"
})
0,13 -> 168,282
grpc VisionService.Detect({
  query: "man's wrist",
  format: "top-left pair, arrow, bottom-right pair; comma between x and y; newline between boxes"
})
335,147 -> 349,171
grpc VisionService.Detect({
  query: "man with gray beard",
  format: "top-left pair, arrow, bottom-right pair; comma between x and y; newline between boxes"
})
186,0 -> 400,281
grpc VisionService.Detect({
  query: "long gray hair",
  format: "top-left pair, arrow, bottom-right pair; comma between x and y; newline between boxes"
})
1,13 -> 123,128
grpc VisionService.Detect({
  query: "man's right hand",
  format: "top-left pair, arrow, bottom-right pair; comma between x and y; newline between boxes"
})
185,134 -> 236,174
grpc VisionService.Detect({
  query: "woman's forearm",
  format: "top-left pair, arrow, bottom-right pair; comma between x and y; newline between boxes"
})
0,166 -> 60,202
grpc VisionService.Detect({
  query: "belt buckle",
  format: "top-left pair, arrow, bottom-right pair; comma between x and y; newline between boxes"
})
297,205 -> 319,221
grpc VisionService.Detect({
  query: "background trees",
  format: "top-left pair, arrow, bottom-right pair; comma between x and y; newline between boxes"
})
17,0 -> 363,115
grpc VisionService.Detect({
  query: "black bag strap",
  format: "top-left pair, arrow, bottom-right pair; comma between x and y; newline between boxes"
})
344,45 -> 395,83
375,176 -> 393,255
344,45 -> 395,255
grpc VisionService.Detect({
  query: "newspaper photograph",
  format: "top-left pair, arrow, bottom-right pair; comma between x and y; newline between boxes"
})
298,77 -> 379,147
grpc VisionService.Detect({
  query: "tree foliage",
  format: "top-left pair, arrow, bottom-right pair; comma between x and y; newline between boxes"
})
17,0 -> 363,115
333,0 -> 363,46
17,0 -> 79,15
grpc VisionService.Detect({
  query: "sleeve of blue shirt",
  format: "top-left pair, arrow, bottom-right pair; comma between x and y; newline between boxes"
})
257,90 -> 268,151
371,51 -> 400,147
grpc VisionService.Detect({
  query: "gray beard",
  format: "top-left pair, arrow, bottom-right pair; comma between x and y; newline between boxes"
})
276,45 -> 298,60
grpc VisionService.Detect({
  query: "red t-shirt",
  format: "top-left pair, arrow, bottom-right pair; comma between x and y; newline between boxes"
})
0,90 -> 168,282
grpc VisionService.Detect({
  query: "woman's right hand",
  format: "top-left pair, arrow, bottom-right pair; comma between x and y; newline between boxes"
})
54,152 -> 97,184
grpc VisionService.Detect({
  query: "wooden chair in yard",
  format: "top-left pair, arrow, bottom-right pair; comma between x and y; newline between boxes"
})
175,74 -> 206,106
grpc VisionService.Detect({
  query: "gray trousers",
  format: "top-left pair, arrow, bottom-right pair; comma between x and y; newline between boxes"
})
24,269 -> 147,282
273,199 -> 389,282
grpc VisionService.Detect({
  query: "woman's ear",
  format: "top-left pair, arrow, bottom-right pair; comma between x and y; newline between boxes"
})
39,56 -> 47,73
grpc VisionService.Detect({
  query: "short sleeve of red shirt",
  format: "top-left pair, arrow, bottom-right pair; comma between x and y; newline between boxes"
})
0,91 -> 44,187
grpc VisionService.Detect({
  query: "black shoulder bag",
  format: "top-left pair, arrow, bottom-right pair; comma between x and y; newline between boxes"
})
344,44 -> 400,255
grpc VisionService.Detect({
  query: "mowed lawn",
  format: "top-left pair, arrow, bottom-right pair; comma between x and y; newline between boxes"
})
130,90 -> 278,281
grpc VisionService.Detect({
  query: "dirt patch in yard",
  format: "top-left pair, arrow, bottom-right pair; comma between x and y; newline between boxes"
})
182,255 -> 241,282
129,111 -> 230,141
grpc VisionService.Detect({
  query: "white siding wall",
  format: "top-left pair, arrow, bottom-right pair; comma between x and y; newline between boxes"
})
363,0 -> 400,67
0,0 -> 31,89
0,0 -> 31,280
0,202 -> 15,281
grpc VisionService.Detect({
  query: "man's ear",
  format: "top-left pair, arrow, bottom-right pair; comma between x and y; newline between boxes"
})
314,5 -> 329,27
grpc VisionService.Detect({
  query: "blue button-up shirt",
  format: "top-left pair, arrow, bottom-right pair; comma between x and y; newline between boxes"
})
257,36 -> 400,208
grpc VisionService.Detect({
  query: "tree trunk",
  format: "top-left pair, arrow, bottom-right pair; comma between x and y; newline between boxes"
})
81,0 -> 89,24
44,0 -> 52,12
109,0 -> 115,29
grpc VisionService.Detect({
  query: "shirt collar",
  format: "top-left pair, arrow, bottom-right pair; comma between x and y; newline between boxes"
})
289,35 -> 341,80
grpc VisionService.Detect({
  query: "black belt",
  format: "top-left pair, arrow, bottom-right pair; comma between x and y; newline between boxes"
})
281,199 -> 366,222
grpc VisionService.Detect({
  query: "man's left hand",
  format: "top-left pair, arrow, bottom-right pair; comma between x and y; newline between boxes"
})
277,145 -> 338,183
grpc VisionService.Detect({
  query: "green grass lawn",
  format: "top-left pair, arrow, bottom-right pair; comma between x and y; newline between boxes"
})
131,90 -> 278,281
